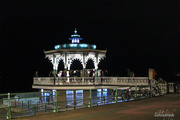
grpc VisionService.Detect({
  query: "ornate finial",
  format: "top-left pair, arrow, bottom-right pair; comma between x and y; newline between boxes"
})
74,28 -> 77,34
69,28 -> 83,43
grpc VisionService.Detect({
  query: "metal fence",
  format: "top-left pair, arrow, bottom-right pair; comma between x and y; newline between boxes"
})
0,84 -> 167,119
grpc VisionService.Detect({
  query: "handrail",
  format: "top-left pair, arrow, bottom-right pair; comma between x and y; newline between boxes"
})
33,77 -> 150,86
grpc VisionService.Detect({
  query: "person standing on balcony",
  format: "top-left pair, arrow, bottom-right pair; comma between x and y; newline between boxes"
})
34,71 -> 39,77
57,71 -> 62,77
131,72 -> 135,77
104,70 -> 109,77
69,70 -> 73,77
49,71 -> 54,77
127,69 -> 132,77
90,70 -> 93,77
101,70 -> 104,77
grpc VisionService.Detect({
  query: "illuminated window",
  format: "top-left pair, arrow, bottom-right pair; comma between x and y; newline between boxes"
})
76,90 -> 83,106
103,89 -> 107,92
66,90 -> 73,105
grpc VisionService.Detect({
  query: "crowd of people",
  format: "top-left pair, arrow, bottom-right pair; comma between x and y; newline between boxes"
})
34,69 -> 135,77
34,69 -> 109,77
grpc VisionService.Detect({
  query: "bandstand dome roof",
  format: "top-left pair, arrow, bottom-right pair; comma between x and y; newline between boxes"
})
44,28 -> 107,55
54,28 -> 97,50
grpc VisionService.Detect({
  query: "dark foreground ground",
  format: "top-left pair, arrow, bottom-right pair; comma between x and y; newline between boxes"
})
15,94 -> 180,120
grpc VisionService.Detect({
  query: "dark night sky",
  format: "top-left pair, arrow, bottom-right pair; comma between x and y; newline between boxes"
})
0,0 -> 179,93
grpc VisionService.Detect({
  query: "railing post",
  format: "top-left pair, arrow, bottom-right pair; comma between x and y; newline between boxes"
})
28,101 -> 30,108
36,102 -> 38,111
135,85 -> 137,100
89,89 -> 92,107
54,90 -> 58,112
6,93 -> 11,119
95,69 -> 98,85
15,99 -> 16,107
45,104 -> 47,112
22,101 -> 23,108
74,99 -> 77,110
103,96 -> 105,105
150,81 -> 152,97
115,88 -> 118,103
54,77 -> 56,85
121,90 -> 124,101
33,105 -> 36,115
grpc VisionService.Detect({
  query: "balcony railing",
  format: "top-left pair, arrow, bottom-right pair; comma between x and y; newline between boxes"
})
33,77 -> 154,86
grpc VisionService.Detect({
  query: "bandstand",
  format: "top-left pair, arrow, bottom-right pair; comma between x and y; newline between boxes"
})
44,28 -> 106,77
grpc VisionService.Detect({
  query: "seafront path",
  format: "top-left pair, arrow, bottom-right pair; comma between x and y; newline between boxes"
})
15,94 -> 180,120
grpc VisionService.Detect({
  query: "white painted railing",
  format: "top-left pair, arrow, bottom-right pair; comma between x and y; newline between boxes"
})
33,77 -> 150,86
102,77 -> 149,86
33,77 -> 55,85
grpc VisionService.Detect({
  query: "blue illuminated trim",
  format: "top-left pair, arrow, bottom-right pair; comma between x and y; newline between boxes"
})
92,45 -> 96,49
70,44 -> 78,47
71,35 -> 80,37
54,44 -> 97,49
63,44 -> 66,48
80,44 -> 88,48
55,45 -> 60,49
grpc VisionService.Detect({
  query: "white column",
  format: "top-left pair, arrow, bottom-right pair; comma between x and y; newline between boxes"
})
83,53 -> 86,68
64,53 -> 68,70
95,54 -> 99,77
82,53 -> 86,77
52,55 -> 58,74
67,57 -> 71,71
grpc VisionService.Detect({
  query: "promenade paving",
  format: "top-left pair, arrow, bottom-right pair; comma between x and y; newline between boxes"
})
15,94 -> 180,120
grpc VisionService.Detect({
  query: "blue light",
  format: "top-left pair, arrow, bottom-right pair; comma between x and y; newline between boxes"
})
63,44 -> 66,48
97,89 -> 101,92
66,90 -> 73,94
72,38 -> 80,43
71,34 -> 80,37
70,44 -> 78,47
44,93 -> 50,96
103,89 -> 107,92
69,37 -> 82,43
80,44 -> 88,48
55,44 -> 97,50
55,45 -> 60,49
76,90 -> 83,94
92,45 -> 96,49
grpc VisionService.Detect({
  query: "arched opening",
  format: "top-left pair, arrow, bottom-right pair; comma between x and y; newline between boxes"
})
70,59 -> 83,77
58,59 -> 64,72
38,58 -> 53,77
98,58 -> 107,70
86,59 -> 95,69
70,59 -> 83,70
98,58 -> 109,76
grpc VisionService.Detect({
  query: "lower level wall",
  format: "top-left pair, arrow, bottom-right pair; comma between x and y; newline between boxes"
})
83,90 -> 90,106
57,90 -> 66,106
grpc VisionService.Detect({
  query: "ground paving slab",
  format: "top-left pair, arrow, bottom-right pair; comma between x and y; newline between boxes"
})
15,94 -> 180,120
